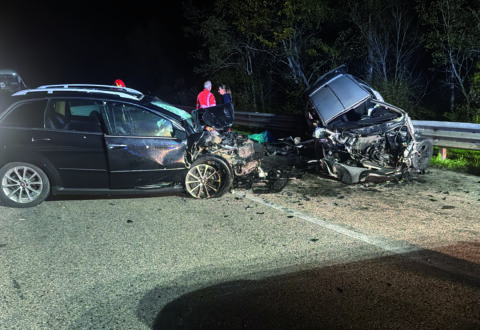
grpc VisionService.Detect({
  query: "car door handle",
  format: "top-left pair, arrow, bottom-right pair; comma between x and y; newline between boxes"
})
31,137 -> 51,142
108,144 -> 127,149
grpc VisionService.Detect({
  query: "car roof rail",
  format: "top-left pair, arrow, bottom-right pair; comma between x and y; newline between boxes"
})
13,84 -> 144,100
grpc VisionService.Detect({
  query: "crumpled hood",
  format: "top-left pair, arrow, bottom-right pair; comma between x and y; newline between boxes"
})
308,73 -> 371,125
192,103 -> 234,130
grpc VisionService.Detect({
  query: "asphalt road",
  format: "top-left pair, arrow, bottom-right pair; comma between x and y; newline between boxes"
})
0,167 -> 479,329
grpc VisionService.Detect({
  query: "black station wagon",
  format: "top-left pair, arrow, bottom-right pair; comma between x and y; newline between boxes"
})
0,84 -> 261,207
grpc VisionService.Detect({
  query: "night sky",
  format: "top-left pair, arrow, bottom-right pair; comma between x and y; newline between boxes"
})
0,2 -> 199,100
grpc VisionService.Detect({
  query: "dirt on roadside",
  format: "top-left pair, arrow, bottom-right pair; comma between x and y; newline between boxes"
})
256,153 -> 480,264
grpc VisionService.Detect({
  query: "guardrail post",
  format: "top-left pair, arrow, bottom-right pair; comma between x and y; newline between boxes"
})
441,147 -> 447,160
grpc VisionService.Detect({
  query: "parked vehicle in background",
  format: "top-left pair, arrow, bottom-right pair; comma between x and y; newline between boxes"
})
0,69 -> 27,94
305,66 -> 433,183
0,84 -> 262,207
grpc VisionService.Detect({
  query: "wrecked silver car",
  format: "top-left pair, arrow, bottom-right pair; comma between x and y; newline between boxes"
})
305,66 -> 433,183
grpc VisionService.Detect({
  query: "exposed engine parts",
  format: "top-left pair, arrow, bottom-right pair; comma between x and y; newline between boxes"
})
311,115 -> 433,184
189,130 -> 262,177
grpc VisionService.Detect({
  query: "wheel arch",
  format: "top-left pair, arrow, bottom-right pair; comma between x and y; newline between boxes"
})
0,151 -> 62,190
191,153 -> 233,174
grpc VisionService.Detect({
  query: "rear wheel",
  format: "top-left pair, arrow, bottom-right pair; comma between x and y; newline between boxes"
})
185,156 -> 233,199
0,162 -> 50,208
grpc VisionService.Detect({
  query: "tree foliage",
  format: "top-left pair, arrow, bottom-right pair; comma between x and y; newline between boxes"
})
346,0 -> 433,119
183,0 -> 354,113
417,0 -> 480,121
177,0 -> 480,122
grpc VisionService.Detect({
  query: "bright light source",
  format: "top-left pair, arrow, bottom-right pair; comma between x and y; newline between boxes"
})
115,79 -> 125,87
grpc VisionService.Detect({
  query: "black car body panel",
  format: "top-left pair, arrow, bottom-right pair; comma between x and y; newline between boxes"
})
105,135 -> 187,189
191,103 -> 235,131
200,103 -> 234,130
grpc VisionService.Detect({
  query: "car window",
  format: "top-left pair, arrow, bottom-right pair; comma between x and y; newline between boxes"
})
0,100 -> 47,128
46,99 -> 104,132
68,99 -> 104,132
45,100 -> 72,130
69,99 -> 103,116
104,102 -> 173,137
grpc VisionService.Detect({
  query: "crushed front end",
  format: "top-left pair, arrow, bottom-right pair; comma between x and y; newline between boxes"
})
187,129 -> 263,178
305,66 -> 433,184
187,103 -> 272,193
309,101 -> 433,183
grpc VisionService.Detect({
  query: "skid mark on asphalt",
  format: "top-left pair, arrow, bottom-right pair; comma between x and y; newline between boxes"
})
241,192 -> 419,254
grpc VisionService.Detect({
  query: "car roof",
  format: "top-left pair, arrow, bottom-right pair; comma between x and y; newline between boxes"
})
305,65 -> 349,96
4,84 -> 194,127
12,84 -> 144,101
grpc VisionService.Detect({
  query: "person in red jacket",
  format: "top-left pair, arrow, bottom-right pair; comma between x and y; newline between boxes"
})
196,80 -> 216,109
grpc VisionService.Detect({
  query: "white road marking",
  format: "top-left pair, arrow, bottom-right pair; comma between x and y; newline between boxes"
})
241,192 -> 419,255
239,192 -> 480,281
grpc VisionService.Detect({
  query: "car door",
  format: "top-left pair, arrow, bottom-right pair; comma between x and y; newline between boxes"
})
102,101 -> 187,189
0,98 -> 109,189
42,98 -> 109,189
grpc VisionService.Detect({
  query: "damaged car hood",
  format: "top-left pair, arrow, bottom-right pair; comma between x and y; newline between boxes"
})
192,103 -> 235,131
308,73 -> 371,126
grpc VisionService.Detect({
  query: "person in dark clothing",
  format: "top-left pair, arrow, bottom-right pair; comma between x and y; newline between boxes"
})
218,84 -> 232,104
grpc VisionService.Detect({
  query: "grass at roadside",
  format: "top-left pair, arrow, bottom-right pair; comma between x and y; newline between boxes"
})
430,147 -> 480,176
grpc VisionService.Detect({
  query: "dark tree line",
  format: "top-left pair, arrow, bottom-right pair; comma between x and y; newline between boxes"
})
178,0 -> 480,122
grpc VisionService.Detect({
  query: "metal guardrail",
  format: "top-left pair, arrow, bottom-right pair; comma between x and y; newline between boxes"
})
234,111 -> 307,133
173,107 -> 308,133
412,120 -> 480,151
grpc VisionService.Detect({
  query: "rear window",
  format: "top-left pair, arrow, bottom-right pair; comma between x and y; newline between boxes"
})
0,100 -> 47,128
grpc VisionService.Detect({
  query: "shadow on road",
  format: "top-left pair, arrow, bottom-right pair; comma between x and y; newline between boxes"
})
142,245 -> 480,329
44,187 -> 186,203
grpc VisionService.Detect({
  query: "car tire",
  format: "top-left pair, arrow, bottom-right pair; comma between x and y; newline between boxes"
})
413,139 -> 433,170
184,156 -> 233,199
0,162 -> 50,208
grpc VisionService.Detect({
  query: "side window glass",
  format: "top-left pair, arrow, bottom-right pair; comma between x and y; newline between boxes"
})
45,100 -> 71,130
68,99 -> 104,132
46,99 -> 104,132
1,100 -> 47,128
103,102 -> 132,136
104,102 -> 173,137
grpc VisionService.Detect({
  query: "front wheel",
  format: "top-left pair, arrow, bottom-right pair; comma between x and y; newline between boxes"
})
412,139 -> 433,170
185,156 -> 233,199
0,162 -> 50,208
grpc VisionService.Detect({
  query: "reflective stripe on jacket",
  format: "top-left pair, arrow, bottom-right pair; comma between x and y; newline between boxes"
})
196,89 -> 216,109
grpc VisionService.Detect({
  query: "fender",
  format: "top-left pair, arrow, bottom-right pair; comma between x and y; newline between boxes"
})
0,148 -> 64,189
